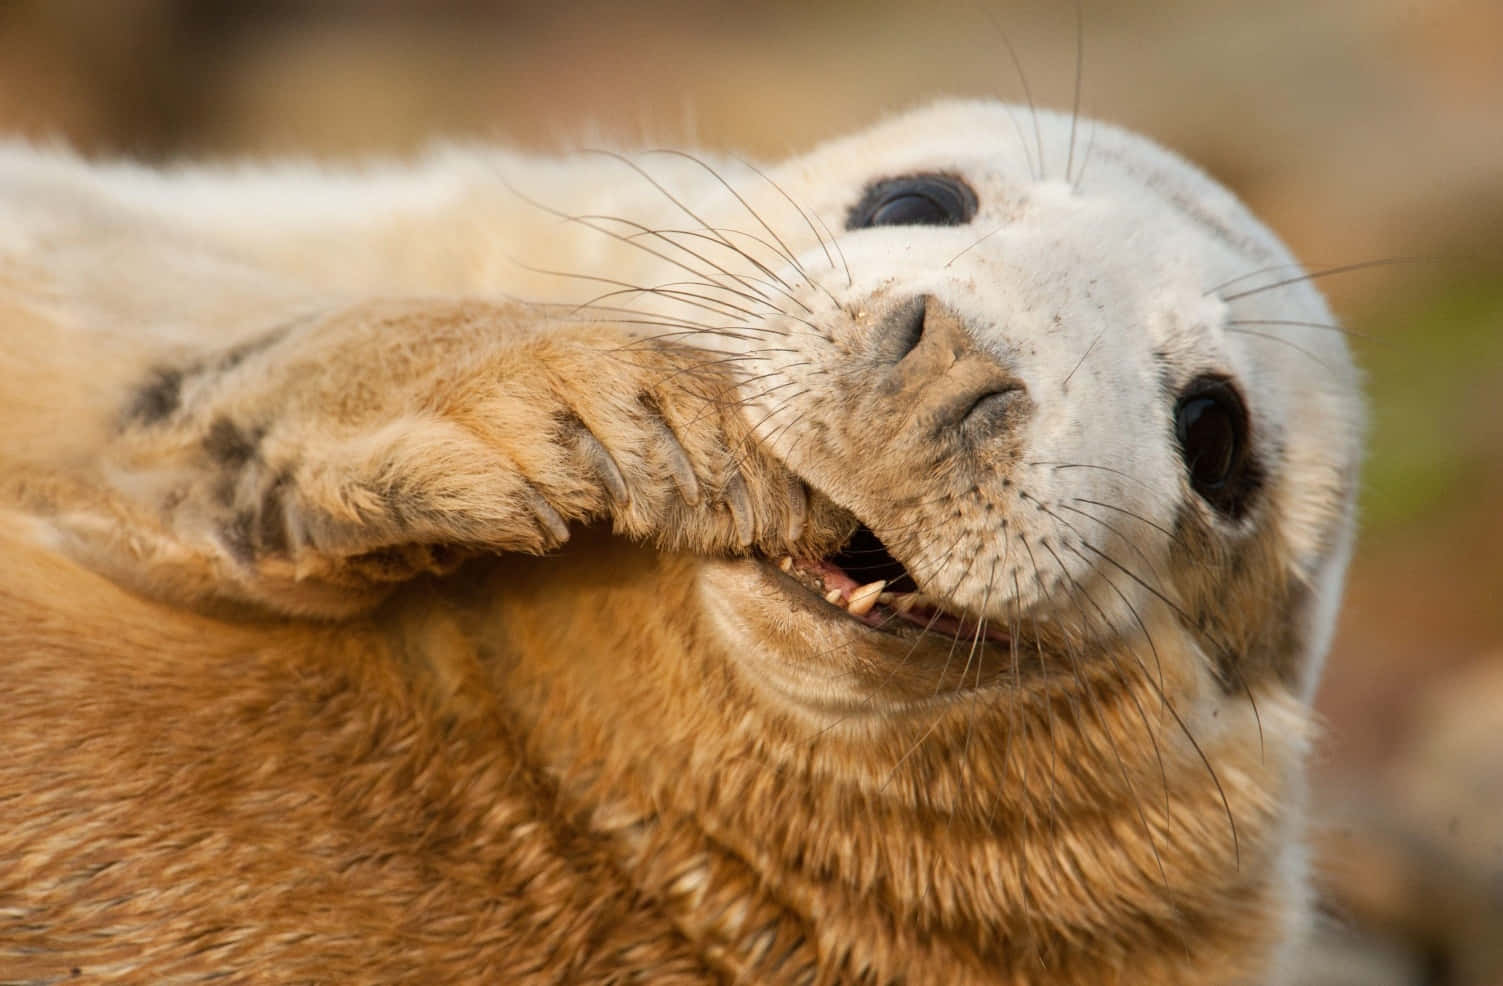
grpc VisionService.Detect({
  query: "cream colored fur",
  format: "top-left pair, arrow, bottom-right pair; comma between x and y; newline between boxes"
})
0,101 -> 1362,984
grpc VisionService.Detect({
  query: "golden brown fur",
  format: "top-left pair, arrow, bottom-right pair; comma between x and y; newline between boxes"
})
0,513 -> 1309,985
0,102 -> 1362,984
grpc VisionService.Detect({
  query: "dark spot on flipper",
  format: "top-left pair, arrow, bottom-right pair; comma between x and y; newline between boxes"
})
160,485 -> 188,511
125,367 -> 184,425
216,323 -> 293,372
426,544 -> 467,574
222,510 -> 256,562
346,545 -> 452,584
256,473 -> 291,555
346,547 -> 410,582
122,322 -> 295,431
380,483 -> 440,531
203,418 -> 262,466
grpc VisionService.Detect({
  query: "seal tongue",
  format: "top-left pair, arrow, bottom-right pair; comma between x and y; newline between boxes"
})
808,558 -> 860,594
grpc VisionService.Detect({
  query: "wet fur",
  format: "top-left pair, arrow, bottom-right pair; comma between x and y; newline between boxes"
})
0,101 -> 1361,984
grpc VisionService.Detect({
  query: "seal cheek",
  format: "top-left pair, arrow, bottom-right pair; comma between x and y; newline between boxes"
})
1169,503 -> 1308,694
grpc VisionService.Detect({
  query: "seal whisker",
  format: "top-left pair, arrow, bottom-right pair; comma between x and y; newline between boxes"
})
1040,537 -> 1178,920
579,149 -> 807,298
1033,460 -> 1172,502
1005,572 -> 1049,972
645,148 -> 823,291
1068,496 -> 1186,549
872,567 -> 991,793
1017,538 -> 1067,843
578,212 -> 792,312
500,174 -> 792,314
1062,328 -> 1105,387
960,558 -> 1001,764
736,155 -> 854,292
607,330 -> 798,358
614,225 -> 816,315
808,209 -> 854,295
507,260 -> 762,323
929,548 -> 987,697
1223,326 -> 1334,369
1065,0 -> 1086,187
1048,505 -> 1178,721
1226,317 -> 1378,342
1072,117 -> 1100,193
593,274 -> 780,322
1205,261 -> 1321,297
985,10 -> 1044,182
1036,504 -> 1178,772
1059,538 -> 1177,795
944,223 -> 1007,269
1069,536 -> 1244,864
1216,255 -> 1423,302
577,274 -> 829,337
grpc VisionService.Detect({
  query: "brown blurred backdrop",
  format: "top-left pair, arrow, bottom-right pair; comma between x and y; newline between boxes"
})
3,2 -> 1500,982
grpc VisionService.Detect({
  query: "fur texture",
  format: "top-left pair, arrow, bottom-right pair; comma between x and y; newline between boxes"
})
0,101 -> 1363,984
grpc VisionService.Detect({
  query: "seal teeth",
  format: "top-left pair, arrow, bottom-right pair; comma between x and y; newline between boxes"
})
823,588 -> 844,605
778,555 -> 794,573
846,580 -> 886,616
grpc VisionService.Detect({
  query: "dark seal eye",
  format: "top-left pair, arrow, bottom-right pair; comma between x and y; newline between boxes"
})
846,174 -> 977,230
1174,376 -> 1256,516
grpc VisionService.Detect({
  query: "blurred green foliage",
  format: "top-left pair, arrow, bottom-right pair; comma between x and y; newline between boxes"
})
1359,272 -> 1503,534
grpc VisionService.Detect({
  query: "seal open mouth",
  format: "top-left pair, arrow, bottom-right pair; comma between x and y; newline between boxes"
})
771,523 -> 1010,644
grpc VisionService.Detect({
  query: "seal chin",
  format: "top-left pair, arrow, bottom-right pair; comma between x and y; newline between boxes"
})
697,517 -> 1037,714
699,557 -> 1031,719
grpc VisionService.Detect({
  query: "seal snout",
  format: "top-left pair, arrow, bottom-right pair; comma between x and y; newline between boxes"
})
875,293 -> 1030,440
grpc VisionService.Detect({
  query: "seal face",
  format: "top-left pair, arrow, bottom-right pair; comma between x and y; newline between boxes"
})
0,99 -> 1363,984
593,100 -> 1362,706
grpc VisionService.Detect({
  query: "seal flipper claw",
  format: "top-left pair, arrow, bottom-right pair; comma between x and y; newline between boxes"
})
724,473 -> 754,547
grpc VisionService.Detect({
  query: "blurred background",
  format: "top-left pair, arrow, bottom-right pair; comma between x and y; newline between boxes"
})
2,1 -> 1498,981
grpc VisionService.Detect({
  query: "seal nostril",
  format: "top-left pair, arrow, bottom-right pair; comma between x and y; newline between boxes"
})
879,295 -> 929,364
961,385 -> 1026,432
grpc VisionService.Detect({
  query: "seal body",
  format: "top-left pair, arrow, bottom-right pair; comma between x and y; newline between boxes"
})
0,101 -> 1362,984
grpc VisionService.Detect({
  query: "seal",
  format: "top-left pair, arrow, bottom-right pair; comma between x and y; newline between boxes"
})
0,100 -> 1363,984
